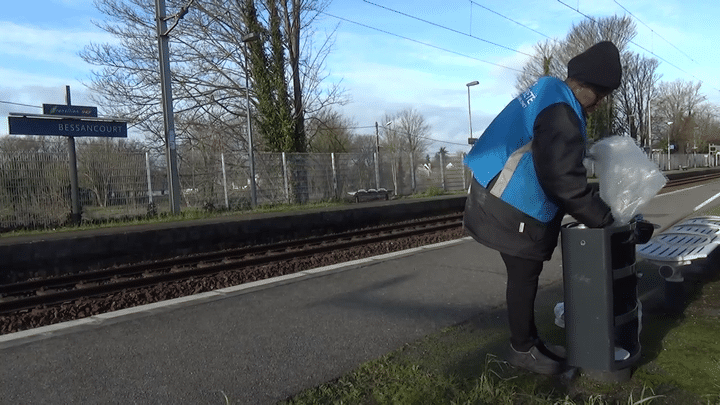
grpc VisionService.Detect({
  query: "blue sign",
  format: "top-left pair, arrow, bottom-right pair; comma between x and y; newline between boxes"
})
9,116 -> 127,138
43,104 -> 98,117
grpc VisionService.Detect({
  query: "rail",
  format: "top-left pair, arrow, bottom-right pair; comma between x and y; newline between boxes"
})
0,214 -> 463,314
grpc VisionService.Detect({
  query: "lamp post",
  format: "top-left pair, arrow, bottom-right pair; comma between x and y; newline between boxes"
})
667,121 -> 674,170
466,81 -> 479,145
242,32 -> 260,207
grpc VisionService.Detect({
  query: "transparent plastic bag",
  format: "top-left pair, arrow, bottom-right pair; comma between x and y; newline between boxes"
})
587,136 -> 667,224
554,302 -> 565,328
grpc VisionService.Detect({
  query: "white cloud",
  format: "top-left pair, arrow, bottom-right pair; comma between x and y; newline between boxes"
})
0,21 -> 113,71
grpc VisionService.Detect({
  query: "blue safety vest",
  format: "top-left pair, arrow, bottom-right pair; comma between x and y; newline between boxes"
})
464,76 -> 586,223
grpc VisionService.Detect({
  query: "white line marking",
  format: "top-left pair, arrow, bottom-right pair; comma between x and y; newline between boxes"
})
657,184 -> 704,197
694,190 -> 720,211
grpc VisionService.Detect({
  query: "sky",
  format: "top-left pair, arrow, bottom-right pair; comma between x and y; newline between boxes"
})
2,0 -> 719,154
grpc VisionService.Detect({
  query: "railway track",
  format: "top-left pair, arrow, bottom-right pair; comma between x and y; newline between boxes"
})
0,214 -> 463,314
661,170 -> 720,190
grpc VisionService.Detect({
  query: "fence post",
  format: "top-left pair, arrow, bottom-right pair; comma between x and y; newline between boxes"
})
374,152 -> 380,189
221,152 -> 229,209
282,152 -> 290,203
462,153 -> 467,190
331,153 -> 338,199
145,152 -> 154,204
410,150 -> 416,193
440,153 -> 446,191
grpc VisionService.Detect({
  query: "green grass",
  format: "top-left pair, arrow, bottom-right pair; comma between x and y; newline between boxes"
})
632,272 -> 720,404
1,190 -> 470,239
701,205 -> 720,217
0,200 -> 347,238
278,261 -> 720,405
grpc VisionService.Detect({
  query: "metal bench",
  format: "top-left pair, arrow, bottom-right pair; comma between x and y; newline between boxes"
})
636,215 -> 720,281
347,188 -> 391,203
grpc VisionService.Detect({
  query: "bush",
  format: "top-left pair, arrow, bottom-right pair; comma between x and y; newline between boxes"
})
424,186 -> 446,197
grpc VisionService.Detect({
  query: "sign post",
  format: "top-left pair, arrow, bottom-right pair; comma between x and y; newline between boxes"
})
7,86 -> 128,225
65,87 -> 82,224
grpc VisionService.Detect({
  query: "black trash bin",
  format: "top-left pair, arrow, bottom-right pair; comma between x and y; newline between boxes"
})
561,221 -> 641,382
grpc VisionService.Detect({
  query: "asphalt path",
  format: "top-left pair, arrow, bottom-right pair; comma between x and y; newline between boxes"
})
1,178 -> 719,404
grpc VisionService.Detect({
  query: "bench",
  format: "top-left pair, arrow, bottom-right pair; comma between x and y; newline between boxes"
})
347,188 -> 392,203
636,216 -> 720,281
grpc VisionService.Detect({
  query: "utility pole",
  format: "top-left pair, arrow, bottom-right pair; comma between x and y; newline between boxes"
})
155,0 -> 184,214
242,32 -> 260,208
375,122 -> 380,189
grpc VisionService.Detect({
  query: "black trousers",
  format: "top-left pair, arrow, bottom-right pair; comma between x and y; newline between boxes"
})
500,252 -> 544,352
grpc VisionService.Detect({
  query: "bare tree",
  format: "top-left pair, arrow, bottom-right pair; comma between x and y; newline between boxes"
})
563,15 -> 635,58
381,108 -> 431,194
81,0 -> 343,155
76,138 -> 146,208
305,109 -> 355,153
690,106 -> 720,153
349,134 -> 375,152
655,79 -> 707,153
515,39 -> 563,93
616,52 -> 661,147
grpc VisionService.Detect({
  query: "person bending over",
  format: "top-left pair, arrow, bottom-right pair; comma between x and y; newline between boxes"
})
463,41 -> 621,375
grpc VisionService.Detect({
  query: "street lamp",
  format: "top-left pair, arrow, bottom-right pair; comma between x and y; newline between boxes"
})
667,121 -> 674,170
242,32 -> 260,207
466,81 -> 479,145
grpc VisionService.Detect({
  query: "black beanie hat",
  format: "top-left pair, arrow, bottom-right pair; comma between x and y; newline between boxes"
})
567,41 -> 622,91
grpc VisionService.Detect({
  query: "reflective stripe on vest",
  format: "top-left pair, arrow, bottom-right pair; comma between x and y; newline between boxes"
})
489,141 -> 532,199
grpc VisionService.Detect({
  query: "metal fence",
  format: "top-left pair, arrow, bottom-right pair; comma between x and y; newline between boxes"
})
0,146 -> 471,230
6,140 -> 715,230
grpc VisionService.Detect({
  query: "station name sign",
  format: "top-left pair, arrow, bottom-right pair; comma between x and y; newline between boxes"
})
9,116 -> 127,138
43,103 -> 98,117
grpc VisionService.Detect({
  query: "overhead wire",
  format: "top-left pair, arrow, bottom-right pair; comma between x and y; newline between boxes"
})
556,0 -> 707,86
362,0 -> 533,57
319,11 -> 522,73
0,100 -> 42,109
321,3 -> 540,147
469,0 -> 551,39
612,0 -> 698,64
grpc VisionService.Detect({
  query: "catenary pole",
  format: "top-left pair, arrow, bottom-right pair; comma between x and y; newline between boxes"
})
155,0 -> 182,214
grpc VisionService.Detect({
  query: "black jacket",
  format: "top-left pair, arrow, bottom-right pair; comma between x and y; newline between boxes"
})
463,102 -> 613,261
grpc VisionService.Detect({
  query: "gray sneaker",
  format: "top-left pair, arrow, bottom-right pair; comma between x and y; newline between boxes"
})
533,339 -> 567,362
508,345 -> 562,375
